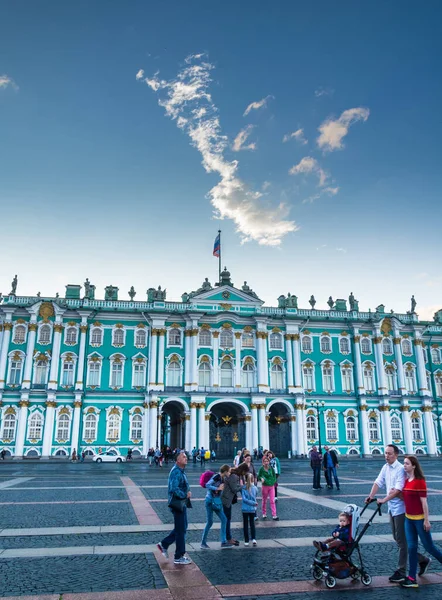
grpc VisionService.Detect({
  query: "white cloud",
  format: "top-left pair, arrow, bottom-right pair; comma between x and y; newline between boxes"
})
243,95 -> 274,117
0,75 -> 18,91
289,156 -> 328,187
232,125 -> 256,152
417,304 -> 442,321
314,87 -> 334,98
335,247 -> 347,253
282,128 -> 308,145
136,69 -> 144,80
302,186 -> 339,204
317,107 -> 370,151
262,181 -> 271,191
137,56 -> 297,246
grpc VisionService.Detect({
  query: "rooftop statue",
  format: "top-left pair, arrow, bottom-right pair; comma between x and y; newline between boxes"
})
242,281 -> 259,300
10,274 -> 18,295
411,295 -> 416,313
286,293 -> 298,308
309,295 -> 316,309
219,267 -> 232,287
349,292 -> 355,310
327,296 -> 334,309
201,277 -> 212,292
128,286 -> 136,300
278,294 -> 286,308
84,278 -> 91,298
181,292 -> 190,303
147,286 -> 167,302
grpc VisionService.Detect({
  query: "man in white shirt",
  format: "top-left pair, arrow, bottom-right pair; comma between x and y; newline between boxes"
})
366,444 -> 430,583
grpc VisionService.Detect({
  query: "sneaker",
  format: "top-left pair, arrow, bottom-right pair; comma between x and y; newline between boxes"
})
389,570 -> 406,584
272,516 -> 279,521
174,556 -> 192,565
401,577 -> 419,588
418,558 -> 431,576
244,541 -> 249,546
262,515 -> 267,520
254,516 -> 259,521
221,541 -> 233,548
200,542 -> 210,549
157,542 -> 169,559
275,497 -> 278,502
228,539 -> 240,546
252,539 -> 257,546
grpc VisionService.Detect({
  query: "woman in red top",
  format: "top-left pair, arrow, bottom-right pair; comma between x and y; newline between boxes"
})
401,455 -> 442,588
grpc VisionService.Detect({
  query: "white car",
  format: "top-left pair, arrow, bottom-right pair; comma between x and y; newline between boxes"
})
93,452 -> 126,463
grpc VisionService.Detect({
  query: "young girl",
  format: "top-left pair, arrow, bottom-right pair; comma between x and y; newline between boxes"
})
241,472 -> 258,546
257,455 -> 279,520
401,455 -> 442,588
200,464 -> 232,549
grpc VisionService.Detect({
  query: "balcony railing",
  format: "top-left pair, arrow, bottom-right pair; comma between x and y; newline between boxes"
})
197,386 -> 259,394
31,384 -> 47,390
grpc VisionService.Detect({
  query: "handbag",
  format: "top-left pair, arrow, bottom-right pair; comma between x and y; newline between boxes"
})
168,495 -> 186,512
211,495 -> 223,511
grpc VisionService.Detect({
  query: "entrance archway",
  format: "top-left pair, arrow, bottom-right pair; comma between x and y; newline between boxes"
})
209,402 -> 246,459
269,402 -> 291,456
161,401 -> 185,450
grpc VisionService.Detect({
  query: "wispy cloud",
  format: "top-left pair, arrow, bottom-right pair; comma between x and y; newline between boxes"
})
282,128 -> 308,145
314,86 -> 334,98
243,95 -> 274,117
302,186 -> 339,204
335,247 -> 347,253
232,124 -> 256,152
0,75 -> 18,91
289,156 -> 328,187
137,54 -> 297,246
317,107 -> 370,152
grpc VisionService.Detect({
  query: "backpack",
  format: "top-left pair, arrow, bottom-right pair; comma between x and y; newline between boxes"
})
199,470 -> 215,488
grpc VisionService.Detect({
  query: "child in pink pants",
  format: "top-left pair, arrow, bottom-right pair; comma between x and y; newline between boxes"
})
257,456 -> 279,520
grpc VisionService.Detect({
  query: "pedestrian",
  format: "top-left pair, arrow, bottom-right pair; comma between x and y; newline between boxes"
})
148,448 -> 154,465
241,473 -> 258,546
323,445 -> 340,490
127,448 -> 132,461
243,453 -> 258,521
310,445 -> 322,490
191,446 -> 197,465
233,450 -> 241,468
366,444 -> 430,584
81,450 -> 85,463
71,449 -> 77,462
211,449 -> 216,462
154,447 -> 161,466
200,447 -> 206,468
399,455 -> 442,588
200,464 -> 232,549
267,451 -> 281,501
258,455 -> 279,520
222,465 -> 242,546
157,451 -> 192,565
253,448 -> 258,461
1,449 -> 6,460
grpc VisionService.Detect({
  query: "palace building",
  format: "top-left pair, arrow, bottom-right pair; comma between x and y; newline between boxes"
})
1,268 -> 442,459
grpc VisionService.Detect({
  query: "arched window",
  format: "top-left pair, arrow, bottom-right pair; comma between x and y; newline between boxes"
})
61,361 -> 74,386
382,338 -> 393,355
402,339 -> 412,356
107,414 -> 121,439
167,361 -> 181,387
270,363 -> 284,389
339,337 -> 350,354
302,364 -> 315,390
34,360 -> 48,385
385,366 -> 397,393
341,365 -> 353,392
326,415 -> 337,440
391,416 -> 402,441
38,324 -> 51,344
131,414 -> 143,440
113,328 -> 124,346
302,336 -> 312,353
306,415 -> 317,440
132,362 -> 146,387
435,373 -> 442,397
241,332 -> 254,348
84,414 -> 97,440
431,348 -> 441,364
91,328 -> 103,346
320,336 -> 331,353
322,364 -> 334,392
111,360 -> 123,387
65,327 -> 77,345
13,325 -> 26,344
28,413 -> 43,440
363,364 -> 375,391
57,414 -> 70,440
87,360 -> 101,386
8,356 -> 23,385
220,361 -> 233,387
2,413 -> 16,439
135,329 -> 146,347
241,363 -> 255,388
168,328 -> 181,346
220,329 -> 233,349
411,416 -> 422,441
199,329 -> 212,346
361,338 -> 371,354
269,333 -> 283,350
369,416 -> 379,440
404,365 -> 416,393
198,362 -> 211,387
346,416 -> 358,441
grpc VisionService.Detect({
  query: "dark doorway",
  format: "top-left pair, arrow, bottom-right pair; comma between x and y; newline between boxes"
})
209,402 -> 246,459
268,402 -> 291,457
161,401 -> 185,450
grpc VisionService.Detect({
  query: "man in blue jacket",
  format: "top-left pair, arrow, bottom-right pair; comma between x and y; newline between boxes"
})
157,451 -> 192,564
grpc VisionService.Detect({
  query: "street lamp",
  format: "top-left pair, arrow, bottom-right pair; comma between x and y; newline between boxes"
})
311,400 -> 325,453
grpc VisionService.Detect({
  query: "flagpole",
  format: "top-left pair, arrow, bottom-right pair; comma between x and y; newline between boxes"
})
218,229 -> 222,284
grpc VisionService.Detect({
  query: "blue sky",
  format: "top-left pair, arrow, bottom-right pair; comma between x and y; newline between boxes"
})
1,1 -> 442,318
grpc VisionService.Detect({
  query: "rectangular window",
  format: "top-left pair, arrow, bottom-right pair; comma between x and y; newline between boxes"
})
405,371 -> 416,392
322,368 -> 333,392
9,361 -> 22,385
133,364 -> 145,387
62,363 -> 74,386
88,363 -> 101,386
303,367 -> 314,390
111,363 -> 123,387
341,369 -> 353,391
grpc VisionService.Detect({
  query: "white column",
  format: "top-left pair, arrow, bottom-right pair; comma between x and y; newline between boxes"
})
21,322 -> 38,390
48,324 -> 63,390
401,406 -> 413,453
256,332 -> 269,392
296,403 -> 305,456
204,412 -> 211,450
198,402 -> 206,448
415,336 -> 430,396
353,332 -> 365,395
184,330 -> 192,391
149,399 -> 158,448
75,324 -> 88,390
184,413 -> 191,451
142,400 -> 150,455
0,322 -> 13,391
70,398 -> 82,454
251,404 -> 259,451
290,415 -> 297,456
190,401 -> 198,449
191,330 -> 198,391
42,401 -> 56,457
258,405 -> 268,449
212,332 -> 219,387
156,330 -> 166,389
292,334 -> 303,391
380,407 -> 392,446
235,332 -> 242,389
14,399 -> 29,457
423,406 -> 437,455
373,332 -> 388,396
148,330 -> 158,390
359,406 -> 370,456
285,335 -> 295,391
393,332 -> 406,395
245,415 -> 252,450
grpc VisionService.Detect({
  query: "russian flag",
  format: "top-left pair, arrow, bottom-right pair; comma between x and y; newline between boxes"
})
213,233 -> 220,257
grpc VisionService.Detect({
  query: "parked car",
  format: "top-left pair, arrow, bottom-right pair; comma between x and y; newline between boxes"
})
93,452 -> 125,463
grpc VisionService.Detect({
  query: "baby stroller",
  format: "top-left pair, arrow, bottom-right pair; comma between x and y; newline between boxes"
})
311,498 -> 382,588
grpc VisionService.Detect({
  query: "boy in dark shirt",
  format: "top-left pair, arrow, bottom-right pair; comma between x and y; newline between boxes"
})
313,512 -> 350,552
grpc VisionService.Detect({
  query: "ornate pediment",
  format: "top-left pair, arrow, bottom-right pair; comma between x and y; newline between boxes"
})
189,285 -> 263,305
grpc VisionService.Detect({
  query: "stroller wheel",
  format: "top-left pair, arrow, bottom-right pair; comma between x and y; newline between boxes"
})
361,573 -> 372,586
312,566 -> 323,581
325,575 -> 336,588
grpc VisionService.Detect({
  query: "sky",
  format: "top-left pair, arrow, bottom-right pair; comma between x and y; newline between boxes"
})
1,1 -> 442,319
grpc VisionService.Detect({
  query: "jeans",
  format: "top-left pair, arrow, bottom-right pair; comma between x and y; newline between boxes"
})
202,498 -> 227,544
405,517 -> 442,579
161,506 -> 188,560
261,484 -> 277,517
390,513 -> 426,576
312,466 -> 321,489
326,466 -> 340,489
243,512 -> 256,542
223,505 -> 232,540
